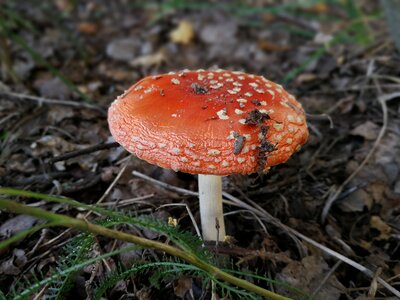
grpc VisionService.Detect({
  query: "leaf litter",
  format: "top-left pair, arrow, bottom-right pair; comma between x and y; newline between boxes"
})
0,1 -> 399,299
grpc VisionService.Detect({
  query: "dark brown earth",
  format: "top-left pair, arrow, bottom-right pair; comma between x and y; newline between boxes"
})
0,1 -> 400,299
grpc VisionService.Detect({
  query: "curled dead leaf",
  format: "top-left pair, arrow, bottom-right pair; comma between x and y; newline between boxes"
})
174,276 -> 192,298
78,22 -> 98,34
350,121 -> 380,140
170,20 -> 194,45
130,50 -> 167,68
370,216 -> 391,240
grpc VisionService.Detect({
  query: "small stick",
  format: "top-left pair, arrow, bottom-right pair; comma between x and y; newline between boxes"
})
158,203 -> 202,239
305,113 -> 334,129
96,157 -> 130,205
321,61 -> 390,223
127,171 -> 400,298
132,170 -> 198,196
99,194 -> 155,208
311,261 -> 341,297
224,209 -> 268,235
48,142 -> 120,164
0,91 -> 105,113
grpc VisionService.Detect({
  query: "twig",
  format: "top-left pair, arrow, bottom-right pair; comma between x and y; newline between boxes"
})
284,227 -> 400,297
368,267 -> 382,298
311,84 -> 400,94
128,172 -> 400,298
379,91 -> 400,102
0,198 -> 290,300
224,210 -> 268,235
221,191 -> 308,258
132,170 -> 307,257
132,170 -> 198,196
96,157 -> 130,205
48,142 -> 119,164
0,91 -> 105,113
311,261 -> 341,297
99,194 -> 155,208
158,203 -> 202,239
275,13 -> 319,32
305,113 -> 334,129
47,156 -> 130,248
321,61 -> 390,223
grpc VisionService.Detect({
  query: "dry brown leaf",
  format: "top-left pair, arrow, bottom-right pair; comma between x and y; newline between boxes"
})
78,22 -> 98,34
0,257 -> 20,275
295,73 -> 318,84
370,216 -> 391,240
30,135 -> 86,157
338,188 -> 373,212
257,40 -> 289,52
0,215 -> 38,238
130,50 -> 167,68
303,3 -> 329,13
174,276 -> 192,298
169,20 -> 194,45
55,0 -> 74,12
350,121 -> 380,140
106,38 -> 140,61
394,263 -> 400,275
276,255 -> 344,300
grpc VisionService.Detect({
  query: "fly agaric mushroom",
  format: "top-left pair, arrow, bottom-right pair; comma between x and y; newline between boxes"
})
108,69 -> 308,242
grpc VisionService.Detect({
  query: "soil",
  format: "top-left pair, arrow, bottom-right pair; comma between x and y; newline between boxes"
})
1,1 -> 400,299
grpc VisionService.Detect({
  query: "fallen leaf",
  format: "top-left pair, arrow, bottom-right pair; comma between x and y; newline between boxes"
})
170,20 -> 194,45
303,3 -> 329,13
350,121 -> 380,140
130,50 -> 167,68
276,255 -> 344,299
0,257 -> 20,275
394,263 -> 400,275
55,0 -> 74,12
13,249 -> 27,268
30,135 -> 87,157
118,242 -> 143,267
174,276 -> 192,298
0,249 -> 27,275
199,20 -> 237,45
374,132 -> 400,185
295,73 -> 318,84
395,181 -> 400,194
0,215 -> 38,238
136,288 -> 152,300
7,154 -> 36,173
338,188 -> 373,212
77,22 -> 98,34
47,106 -> 75,123
257,40 -> 289,52
106,38 -> 140,61
314,32 -> 334,44
370,216 -> 391,240
34,77 -> 72,100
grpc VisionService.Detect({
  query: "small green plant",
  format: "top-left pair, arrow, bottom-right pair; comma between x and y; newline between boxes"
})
0,188 -> 311,300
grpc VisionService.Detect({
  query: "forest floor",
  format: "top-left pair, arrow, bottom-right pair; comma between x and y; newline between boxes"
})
0,1 -> 400,299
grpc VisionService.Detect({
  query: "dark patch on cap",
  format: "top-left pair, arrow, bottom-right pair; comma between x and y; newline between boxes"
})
257,125 -> 275,171
191,83 -> 209,95
245,109 -> 270,125
233,133 -> 245,155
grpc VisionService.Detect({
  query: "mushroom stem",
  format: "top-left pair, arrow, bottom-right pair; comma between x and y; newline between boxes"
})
198,174 -> 226,242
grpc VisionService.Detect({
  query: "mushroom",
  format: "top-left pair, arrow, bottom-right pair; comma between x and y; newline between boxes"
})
108,69 -> 308,242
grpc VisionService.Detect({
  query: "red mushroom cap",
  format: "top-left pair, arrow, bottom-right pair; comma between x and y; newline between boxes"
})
108,69 -> 308,176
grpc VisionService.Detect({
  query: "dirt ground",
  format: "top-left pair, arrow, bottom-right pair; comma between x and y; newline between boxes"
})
0,1 -> 400,299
